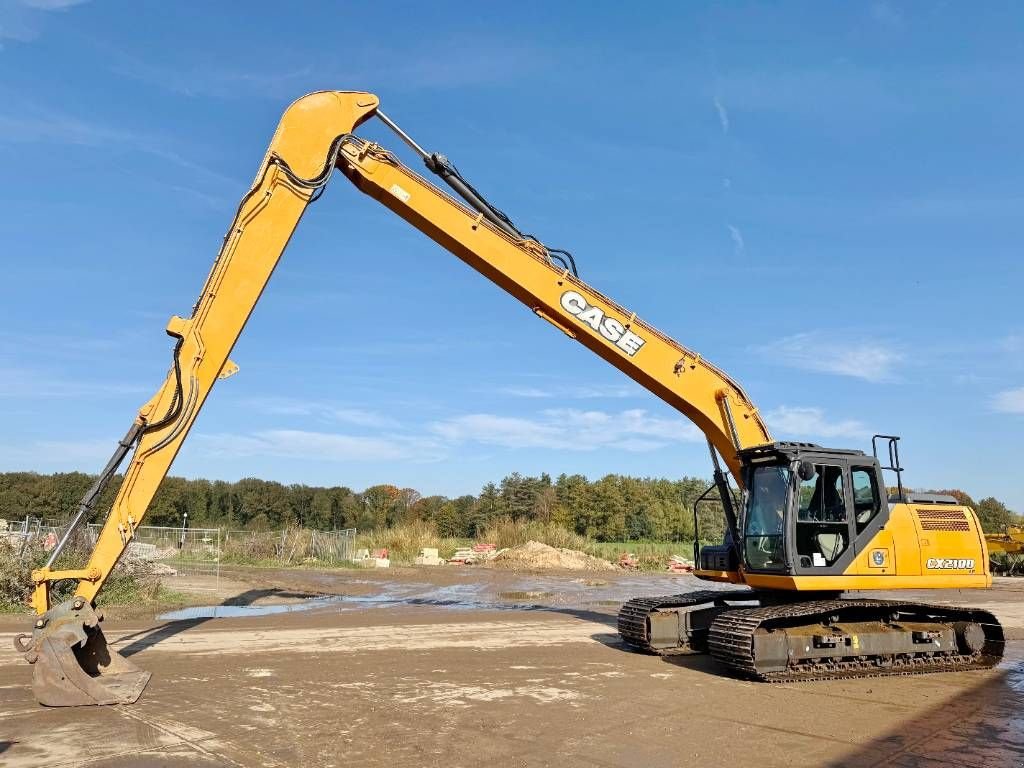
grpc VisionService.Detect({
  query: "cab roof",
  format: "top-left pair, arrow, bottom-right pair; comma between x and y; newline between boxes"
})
738,441 -> 868,463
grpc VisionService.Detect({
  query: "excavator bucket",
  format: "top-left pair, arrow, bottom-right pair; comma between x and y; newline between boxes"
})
15,598 -> 150,707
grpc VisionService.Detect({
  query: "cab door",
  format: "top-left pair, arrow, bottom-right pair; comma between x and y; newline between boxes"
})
791,457 -> 858,576
849,463 -> 896,575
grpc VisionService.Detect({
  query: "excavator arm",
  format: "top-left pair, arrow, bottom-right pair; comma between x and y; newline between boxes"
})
333,124 -> 771,474
19,90 -> 769,706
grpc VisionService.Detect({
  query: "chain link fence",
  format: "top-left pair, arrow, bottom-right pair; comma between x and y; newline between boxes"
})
223,527 -> 356,565
0,516 -> 56,555
2,518 -> 357,587
85,524 -> 223,590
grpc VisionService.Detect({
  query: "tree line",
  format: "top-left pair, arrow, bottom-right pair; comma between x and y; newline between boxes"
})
0,471 -> 725,543
0,471 -> 1018,542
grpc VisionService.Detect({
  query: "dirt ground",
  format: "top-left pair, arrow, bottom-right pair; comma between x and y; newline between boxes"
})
1,567 -> 1022,768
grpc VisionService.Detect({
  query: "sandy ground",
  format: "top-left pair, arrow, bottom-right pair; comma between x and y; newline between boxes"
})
1,567 -> 1022,768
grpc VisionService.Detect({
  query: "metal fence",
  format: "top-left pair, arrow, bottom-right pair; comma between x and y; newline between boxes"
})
2,517 -> 356,572
223,527 -> 357,564
0,516 -> 56,554
88,524 -> 224,590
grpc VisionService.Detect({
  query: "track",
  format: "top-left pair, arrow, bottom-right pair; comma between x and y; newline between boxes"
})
617,589 -> 758,654
619,592 -> 1005,681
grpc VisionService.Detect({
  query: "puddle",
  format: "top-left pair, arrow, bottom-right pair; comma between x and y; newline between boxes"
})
159,595 -> 346,621
158,573 -> 721,622
499,591 -> 555,601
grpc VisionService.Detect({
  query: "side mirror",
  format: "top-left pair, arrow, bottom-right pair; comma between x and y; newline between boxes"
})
797,461 -> 817,481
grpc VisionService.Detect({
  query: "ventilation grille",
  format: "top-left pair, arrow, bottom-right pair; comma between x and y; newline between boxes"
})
916,508 -> 971,532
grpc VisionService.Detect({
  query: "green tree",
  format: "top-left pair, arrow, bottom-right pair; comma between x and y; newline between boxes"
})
470,482 -> 501,535
361,484 -> 402,529
499,473 -> 534,520
555,473 -> 591,535
975,497 -> 1013,533
434,502 -> 461,537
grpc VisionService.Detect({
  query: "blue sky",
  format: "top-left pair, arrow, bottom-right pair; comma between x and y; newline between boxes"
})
0,1 -> 1020,510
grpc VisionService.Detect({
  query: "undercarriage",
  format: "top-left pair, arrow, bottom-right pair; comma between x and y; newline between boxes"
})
617,590 -> 1004,682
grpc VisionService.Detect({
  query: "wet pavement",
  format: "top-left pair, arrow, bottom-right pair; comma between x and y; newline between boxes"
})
0,567 -> 1022,767
158,595 -> 348,621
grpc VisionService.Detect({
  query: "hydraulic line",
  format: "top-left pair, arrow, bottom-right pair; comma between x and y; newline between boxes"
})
44,421 -> 144,568
43,131 -> 354,572
374,111 -> 579,277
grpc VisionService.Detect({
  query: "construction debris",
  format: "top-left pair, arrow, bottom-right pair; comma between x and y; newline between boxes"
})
446,543 -> 499,566
414,548 -> 443,566
352,548 -> 390,568
487,540 -> 616,571
666,555 -> 694,573
448,547 -> 476,565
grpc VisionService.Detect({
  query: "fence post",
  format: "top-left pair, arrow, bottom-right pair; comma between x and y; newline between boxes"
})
215,528 -> 221,594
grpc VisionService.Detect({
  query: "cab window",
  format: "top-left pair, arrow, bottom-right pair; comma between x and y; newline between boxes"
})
744,465 -> 790,571
798,465 -> 846,522
795,464 -> 849,567
851,466 -> 882,533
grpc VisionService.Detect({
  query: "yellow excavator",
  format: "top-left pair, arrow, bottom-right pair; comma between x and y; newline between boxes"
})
987,527 -> 1024,575
15,91 -> 1003,706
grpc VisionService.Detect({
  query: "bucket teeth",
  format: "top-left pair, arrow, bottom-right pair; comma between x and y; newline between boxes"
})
20,599 -> 151,707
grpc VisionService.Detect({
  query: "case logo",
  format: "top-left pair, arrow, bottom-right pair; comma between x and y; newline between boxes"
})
926,557 -> 975,570
560,291 -> 646,357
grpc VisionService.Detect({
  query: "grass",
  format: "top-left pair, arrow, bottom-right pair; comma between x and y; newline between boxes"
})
479,519 -> 591,553
356,521 -> 467,564
1,521 -> 700,608
588,540 -> 694,570
219,522 -> 469,567
347,521 -> 695,570
0,535 -> 181,614
352,519 -> 694,571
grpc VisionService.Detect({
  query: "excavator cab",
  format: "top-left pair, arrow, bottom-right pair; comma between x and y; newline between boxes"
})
736,442 -> 888,577
625,440 -> 1003,675
696,441 -> 891,582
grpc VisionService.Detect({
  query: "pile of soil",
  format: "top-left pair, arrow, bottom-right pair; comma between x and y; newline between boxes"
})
487,540 -> 616,571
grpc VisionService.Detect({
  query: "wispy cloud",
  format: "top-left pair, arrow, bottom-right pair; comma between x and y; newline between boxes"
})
992,388 -> 1024,414
713,96 -> 730,134
0,101 -> 241,198
870,2 -> 903,27
0,365 -> 147,399
104,39 -> 550,100
727,224 -> 746,257
758,332 -> 903,382
21,0 -> 89,9
193,429 -> 437,463
889,196 -> 1024,219
0,437 -> 113,469
714,68 -> 910,119
241,397 -> 400,429
431,408 -> 703,452
0,0 -> 89,46
765,406 -> 870,440
107,57 -> 317,101
1001,334 -> 1023,354
498,383 -> 640,400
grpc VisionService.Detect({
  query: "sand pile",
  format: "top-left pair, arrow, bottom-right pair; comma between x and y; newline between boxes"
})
487,540 -> 616,571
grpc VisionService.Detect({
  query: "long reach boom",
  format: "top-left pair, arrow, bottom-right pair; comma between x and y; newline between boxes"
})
19,89 -> 1006,703
34,92 -> 770,612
